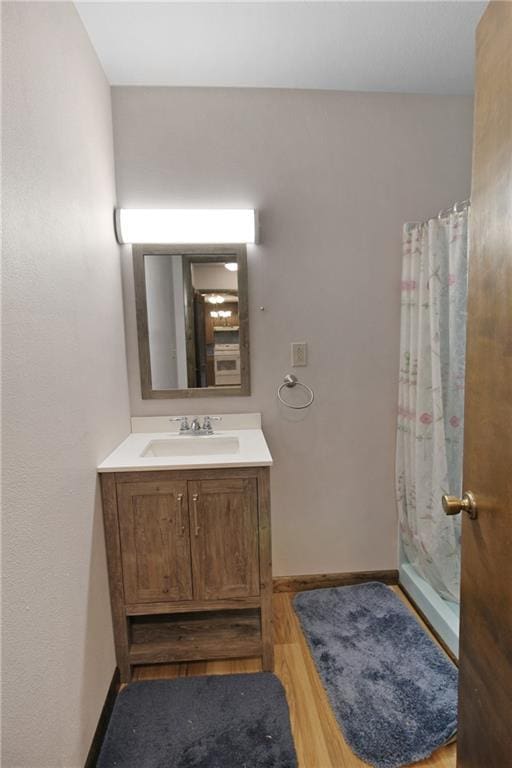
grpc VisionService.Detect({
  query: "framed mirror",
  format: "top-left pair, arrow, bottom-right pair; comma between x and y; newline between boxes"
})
133,244 -> 250,398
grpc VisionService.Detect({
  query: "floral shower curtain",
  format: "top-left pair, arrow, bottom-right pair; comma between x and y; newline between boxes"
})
396,208 -> 469,603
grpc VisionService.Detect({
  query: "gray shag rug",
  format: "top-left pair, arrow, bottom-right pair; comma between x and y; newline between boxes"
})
294,582 -> 458,768
97,672 -> 297,768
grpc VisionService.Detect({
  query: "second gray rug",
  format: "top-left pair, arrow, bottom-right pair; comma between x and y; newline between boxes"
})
294,581 -> 457,768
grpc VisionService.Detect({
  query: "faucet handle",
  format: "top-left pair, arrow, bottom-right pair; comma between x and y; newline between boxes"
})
202,416 -> 222,434
169,416 -> 190,432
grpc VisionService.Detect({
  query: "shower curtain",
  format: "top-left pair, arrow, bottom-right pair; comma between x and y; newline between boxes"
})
396,208 -> 468,603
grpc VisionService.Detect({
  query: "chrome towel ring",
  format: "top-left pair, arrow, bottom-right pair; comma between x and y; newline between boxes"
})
277,373 -> 315,410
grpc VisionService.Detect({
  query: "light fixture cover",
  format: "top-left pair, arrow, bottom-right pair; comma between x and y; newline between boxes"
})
115,209 -> 256,245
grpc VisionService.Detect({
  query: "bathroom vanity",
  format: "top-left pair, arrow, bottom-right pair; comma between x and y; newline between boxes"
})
98,414 -> 273,682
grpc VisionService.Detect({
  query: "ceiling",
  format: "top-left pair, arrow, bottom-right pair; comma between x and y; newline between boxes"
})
76,1 -> 485,94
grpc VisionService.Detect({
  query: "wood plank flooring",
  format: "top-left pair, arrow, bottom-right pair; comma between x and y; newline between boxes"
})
133,586 -> 457,768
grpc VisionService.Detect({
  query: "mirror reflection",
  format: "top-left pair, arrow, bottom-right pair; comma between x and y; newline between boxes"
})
140,252 -> 248,394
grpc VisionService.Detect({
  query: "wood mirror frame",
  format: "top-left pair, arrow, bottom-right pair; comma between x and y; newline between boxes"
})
133,244 -> 250,399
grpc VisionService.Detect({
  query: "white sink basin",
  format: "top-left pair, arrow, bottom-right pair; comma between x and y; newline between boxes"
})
141,435 -> 240,458
97,415 -> 273,472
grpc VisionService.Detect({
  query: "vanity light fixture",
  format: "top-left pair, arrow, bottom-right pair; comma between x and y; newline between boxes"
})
224,262 -> 239,272
114,209 -> 257,244
210,311 -> 219,318
207,295 -> 225,305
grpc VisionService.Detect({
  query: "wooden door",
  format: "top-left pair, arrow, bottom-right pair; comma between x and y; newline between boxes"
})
193,291 -> 207,387
118,481 -> 193,604
205,298 -> 215,386
189,478 -> 260,600
457,3 -> 512,766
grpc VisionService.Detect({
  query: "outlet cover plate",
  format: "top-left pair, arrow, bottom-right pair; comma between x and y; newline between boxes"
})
291,342 -> 307,367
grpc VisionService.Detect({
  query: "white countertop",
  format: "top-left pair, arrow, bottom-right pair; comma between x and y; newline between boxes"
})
97,413 -> 273,473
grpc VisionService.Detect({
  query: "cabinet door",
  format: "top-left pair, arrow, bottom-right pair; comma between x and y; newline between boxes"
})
118,481 -> 193,604
189,478 -> 260,600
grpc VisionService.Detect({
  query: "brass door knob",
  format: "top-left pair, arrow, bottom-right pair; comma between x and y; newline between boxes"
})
442,491 -> 478,519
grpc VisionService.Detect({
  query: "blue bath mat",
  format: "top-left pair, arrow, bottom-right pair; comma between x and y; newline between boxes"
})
97,672 -> 297,768
294,582 -> 457,768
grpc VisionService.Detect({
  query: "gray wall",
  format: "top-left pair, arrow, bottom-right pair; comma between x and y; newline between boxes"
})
2,4 -> 130,766
113,86 -> 473,578
145,254 -> 179,389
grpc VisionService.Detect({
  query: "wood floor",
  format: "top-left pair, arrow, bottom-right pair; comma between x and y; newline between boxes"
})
133,586 -> 457,768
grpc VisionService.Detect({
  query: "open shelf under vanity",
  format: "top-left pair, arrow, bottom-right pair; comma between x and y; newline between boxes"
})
128,608 -> 262,666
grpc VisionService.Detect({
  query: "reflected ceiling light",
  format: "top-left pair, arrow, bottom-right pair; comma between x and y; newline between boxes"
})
211,309 -> 232,319
207,295 -> 225,304
224,262 -> 238,272
115,209 -> 257,244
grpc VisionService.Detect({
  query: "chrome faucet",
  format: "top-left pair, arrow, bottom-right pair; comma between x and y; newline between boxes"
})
169,415 -> 222,436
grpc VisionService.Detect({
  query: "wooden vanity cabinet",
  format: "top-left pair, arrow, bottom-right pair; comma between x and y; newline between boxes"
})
101,467 -> 272,682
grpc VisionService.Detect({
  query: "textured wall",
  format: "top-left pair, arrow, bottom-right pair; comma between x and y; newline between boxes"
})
2,4 -> 130,766
113,87 -> 473,578
145,254 -> 179,388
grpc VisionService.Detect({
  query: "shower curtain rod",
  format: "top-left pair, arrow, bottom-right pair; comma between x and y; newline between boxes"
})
437,198 -> 471,219
407,198 -> 471,227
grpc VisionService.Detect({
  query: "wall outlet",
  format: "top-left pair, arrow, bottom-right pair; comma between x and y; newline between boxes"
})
291,342 -> 308,367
